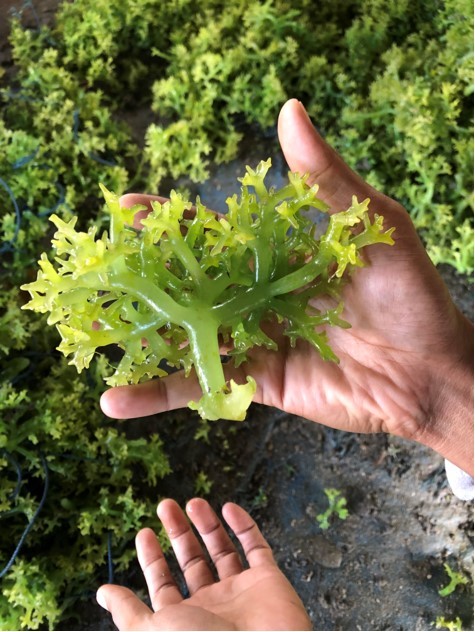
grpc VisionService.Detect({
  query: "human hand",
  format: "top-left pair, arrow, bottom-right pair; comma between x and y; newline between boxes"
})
96,498 -> 311,631
101,99 -> 473,474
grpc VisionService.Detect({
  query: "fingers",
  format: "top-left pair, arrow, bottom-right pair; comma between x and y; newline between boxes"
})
157,499 -> 274,587
157,499 -> 216,595
222,502 -> 275,568
186,498 -> 244,579
96,585 -> 153,631
100,361 -> 252,419
135,528 -> 183,611
278,99 -> 386,212
97,499 -> 275,632
121,193 -> 169,207
120,193 -> 169,230
100,370 -> 204,418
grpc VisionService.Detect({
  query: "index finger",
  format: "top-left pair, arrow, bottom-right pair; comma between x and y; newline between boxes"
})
135,527 -> 183,611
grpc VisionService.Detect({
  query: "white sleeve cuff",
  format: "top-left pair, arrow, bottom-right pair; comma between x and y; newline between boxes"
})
445,459 -> 474,501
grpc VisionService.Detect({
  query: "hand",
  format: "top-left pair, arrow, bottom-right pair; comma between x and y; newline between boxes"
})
96,498 -> 311,631
100,99 -> 473,474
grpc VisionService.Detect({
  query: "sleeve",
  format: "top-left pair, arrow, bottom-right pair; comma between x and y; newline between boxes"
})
445,459 -> 474,501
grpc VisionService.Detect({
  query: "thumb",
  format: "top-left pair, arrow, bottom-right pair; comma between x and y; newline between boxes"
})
277,99 -> 384,212
97,585 -> 153,631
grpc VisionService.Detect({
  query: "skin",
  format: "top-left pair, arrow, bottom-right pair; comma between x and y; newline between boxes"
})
97,498 -> 312,631
101,99 -> 473,475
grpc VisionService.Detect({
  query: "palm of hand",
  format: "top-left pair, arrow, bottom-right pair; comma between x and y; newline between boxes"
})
244,203 -> 464,437
97,499 -> 311,631
152,566 -> 309,631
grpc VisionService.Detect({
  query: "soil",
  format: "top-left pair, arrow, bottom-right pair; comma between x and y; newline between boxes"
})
2,2 -> 474,630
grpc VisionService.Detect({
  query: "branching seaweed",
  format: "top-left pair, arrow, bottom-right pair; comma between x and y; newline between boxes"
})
21,160 -> 394,421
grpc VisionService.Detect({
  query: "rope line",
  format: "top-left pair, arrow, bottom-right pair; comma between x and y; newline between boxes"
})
0,450 -> 118,591
1,449 -> 23,504
107,532 -> 115,584
12,148 -> 39,169
0,453 -> 49,579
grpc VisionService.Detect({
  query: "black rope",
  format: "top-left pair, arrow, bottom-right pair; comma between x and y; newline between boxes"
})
73,109 -> 80,139
9,0 -> 41,30
0,448 -> 119,591
2,89 -> 42,104
0,453 -> 49,579
73,108 -> 118,167
1,0 -> 119,589
107,532 -> 115,584
12,147 -> 39,169
1,449 -> 23,504
38,182 -> 66,217
88,153 -> 118,167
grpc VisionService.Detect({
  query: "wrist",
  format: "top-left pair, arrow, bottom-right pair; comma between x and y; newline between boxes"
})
412,315 -> 473,476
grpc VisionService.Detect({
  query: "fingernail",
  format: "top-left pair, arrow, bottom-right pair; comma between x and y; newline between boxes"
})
96,589 -> 108,611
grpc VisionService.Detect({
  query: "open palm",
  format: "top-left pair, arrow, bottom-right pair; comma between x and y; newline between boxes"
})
97,498 -> 311,631
101,99 -> 473,472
